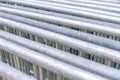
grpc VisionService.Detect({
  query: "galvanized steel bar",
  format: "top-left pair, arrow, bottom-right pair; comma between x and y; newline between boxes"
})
0,12 -> 120,51
0,1 -> 120,80
71,0 -> 120,8
0,17 -> 120,63
0,30 -> 120,80
0,3 -> 120,28
0,0 -> 120,24
94,0 -> 120,3
17,0 -> 120,17
32,0 -> 120,13
0,38 -> 109,80
42,0 -> 120,8
0,7 -> 120,37
70,0 -> 120,5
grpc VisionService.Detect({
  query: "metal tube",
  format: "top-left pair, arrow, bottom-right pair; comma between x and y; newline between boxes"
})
0,1 -> 119,80
26,0 -> 120,13
0,30 -> 120,80
0,61 -> 36,80
0,38 -> 109,80
0,12 -> 120,51
0,0 -> 120,24
42,0 -> 120,8
16,0 -> 120,17
0,7 -> 120,37
0,3 -> 119,28
93,0 -> 120,3
71,0 -> 120,8
69,0 -> 120,6
0,17 -> 120,63
37,0 -> 120,4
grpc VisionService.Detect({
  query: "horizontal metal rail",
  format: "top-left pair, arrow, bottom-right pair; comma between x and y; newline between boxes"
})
17,0 -> 120,17
0,17 -> 120,63
42,0 -> 120,8
0,61 -> 35,80
69,0 -> 120,5
1,3 -> 120,28
0,30 -> 120,79
0,12 -> 120,51
32,0 -> 120,13
93,0 -> 120,3
71,0 -> 120,7
0,7 -> 120,37
0,1 -> 120,80
0,38 -> 109,80
0,0 -> 120,24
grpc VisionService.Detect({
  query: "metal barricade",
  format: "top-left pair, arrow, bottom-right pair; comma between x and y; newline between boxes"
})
0,0 -> 120,80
